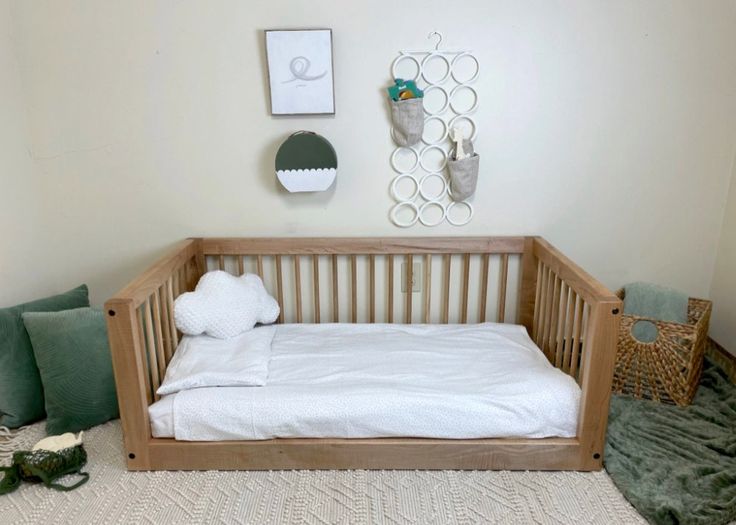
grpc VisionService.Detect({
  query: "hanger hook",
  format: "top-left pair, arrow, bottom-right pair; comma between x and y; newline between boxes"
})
428,31 -> 443,51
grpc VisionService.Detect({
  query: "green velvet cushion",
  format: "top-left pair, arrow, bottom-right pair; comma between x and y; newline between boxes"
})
21,307 -> 119,435
0,285 -> 89,428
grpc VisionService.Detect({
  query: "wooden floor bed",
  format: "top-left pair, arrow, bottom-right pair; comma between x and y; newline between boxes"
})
105,236 -> 621,471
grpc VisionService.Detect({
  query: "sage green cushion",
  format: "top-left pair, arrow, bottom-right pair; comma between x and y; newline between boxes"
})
0,285 -> 89,428
22,307 -> 119,435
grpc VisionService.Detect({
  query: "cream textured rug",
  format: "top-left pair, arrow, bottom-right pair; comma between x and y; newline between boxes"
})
0,421 -> 645,524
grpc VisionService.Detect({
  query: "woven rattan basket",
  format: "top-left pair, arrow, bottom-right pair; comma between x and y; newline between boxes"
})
612,289 -> 712,406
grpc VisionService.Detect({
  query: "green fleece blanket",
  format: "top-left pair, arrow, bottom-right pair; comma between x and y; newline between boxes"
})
605,359 -> 736,525
623,282 -> 689,343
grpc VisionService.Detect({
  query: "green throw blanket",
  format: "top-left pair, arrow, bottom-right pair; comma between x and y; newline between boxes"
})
605,359 -> 736,525
623,282 -> 689,343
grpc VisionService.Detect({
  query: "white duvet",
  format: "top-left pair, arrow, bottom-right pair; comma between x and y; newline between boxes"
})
150,323 -> 581,441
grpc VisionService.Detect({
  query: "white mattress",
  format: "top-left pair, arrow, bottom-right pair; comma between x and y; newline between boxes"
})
150,323 -> 581,440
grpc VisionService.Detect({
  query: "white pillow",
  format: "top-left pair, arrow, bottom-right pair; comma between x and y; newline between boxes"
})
157,325 -> 276,395
174,271 -> 280,339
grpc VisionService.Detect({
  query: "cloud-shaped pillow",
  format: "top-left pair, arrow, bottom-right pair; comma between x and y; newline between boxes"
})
174,271 -> 280,339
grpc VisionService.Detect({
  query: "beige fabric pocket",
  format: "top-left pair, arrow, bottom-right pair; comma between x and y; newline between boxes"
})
391,98 -> 424,147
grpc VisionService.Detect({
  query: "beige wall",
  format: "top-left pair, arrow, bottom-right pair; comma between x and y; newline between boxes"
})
5,1 -> 736,307
0,1 -> 52,306
710,156 -> 736,354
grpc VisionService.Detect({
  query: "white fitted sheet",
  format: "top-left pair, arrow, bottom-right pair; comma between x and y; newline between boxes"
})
150,323 -> 581,440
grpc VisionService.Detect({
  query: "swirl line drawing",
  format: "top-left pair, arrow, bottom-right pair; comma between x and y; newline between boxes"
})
282,56 -> 327,83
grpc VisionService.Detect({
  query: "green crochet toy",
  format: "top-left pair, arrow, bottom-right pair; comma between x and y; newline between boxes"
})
0,432 -> 89,495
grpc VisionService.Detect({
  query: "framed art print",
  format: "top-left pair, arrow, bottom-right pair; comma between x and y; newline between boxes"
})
265,29 -> 335,115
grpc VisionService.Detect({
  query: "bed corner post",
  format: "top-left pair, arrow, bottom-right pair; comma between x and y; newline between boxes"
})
576,298 -> 622,470
517,237 -> 538,336
105,297 -> 152,471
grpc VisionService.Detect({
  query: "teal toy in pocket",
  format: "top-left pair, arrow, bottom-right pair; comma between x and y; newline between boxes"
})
388,79 -> 425,147
387,78 -> 424,101
0,432 -> 89,495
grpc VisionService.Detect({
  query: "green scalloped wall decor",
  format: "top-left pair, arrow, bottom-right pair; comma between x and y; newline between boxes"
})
275,132 -> 337,192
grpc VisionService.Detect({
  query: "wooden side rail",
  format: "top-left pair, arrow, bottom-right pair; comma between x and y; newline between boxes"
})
200,236 -> 526,255
198,237 -> 527,326
106,239 -> 203,468
530,237 -> 622,468
105,236 -> 620,471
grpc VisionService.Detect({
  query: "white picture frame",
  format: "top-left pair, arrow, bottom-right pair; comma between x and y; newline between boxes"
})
265,29 -> 335,116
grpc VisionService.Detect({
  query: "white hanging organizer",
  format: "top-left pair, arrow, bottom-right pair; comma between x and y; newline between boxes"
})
389,32 -> 479,228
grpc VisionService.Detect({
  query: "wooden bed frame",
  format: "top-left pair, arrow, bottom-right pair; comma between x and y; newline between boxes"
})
105,237 -> 621,471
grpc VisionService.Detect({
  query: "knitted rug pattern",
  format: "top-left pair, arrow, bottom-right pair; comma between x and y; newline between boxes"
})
0,421 -> 643,524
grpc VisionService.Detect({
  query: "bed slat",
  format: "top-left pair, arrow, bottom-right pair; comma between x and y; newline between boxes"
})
179,266 -> 186,295
554,283 -> 570,368
461,254 -> 470,323
479,253 -> 490,322
405,254 -> 413,324
497,254 -> 509,323
172,271 -> 181,304
387,255 -> 394,323
535,265 -> 549,347
442,255 -> 451,323
332,255 -> 339,323
369,255 -> 376,323
151,290 -> 167,384
158,284 -> 173,364
423,254 -> 431,323
136,307 -> 153,405
275,256 -> 284,323
351,255 -> 357,323
570,296 -> 585,380
548,276 -> 563,361
562,289 -> 577,372
294,255 -> 302,323
532,261 -> 544,340
165,278 -> 179,350
143,299 -> 160,401
540,270 -> 556,354
313,255 -> 321,323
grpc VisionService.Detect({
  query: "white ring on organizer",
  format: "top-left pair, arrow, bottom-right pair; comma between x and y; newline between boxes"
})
449,84 -> 479,114
391,173 -> 419,202
418,173 -> 448,202
422,85 -> 450,115
419,145 -> 448,173
421,116 -> 449,145
390,54 -> 421,82
446,201 -> 474,226
390,201 -> 420,228
451,52 -> 480,84
418,201 -> 447,227
390,146 -> 419,174
448,114 -> 477,141
420,52 -> 451,85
